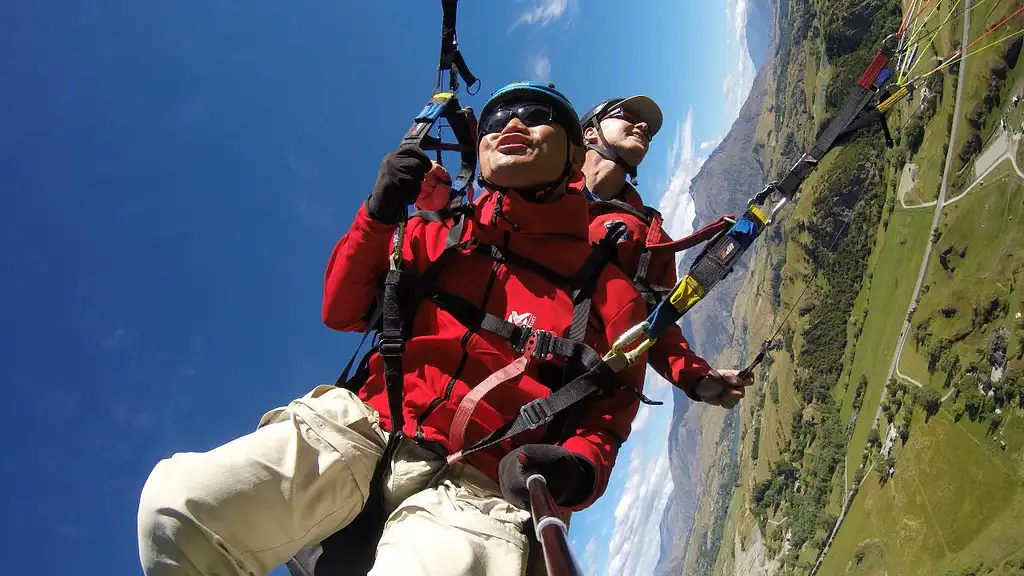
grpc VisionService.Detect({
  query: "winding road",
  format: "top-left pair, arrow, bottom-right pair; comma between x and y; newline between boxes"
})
873,3 -> 971,436
902,134 -> 1024,209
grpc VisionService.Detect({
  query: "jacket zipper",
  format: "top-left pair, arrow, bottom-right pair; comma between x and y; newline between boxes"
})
418,328 -> 473,427
416,260 -> 503,432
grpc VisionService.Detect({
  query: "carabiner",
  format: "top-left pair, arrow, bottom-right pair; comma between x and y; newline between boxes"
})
603,321 -> 657,373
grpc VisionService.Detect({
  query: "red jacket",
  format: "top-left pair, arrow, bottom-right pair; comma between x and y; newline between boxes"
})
323,177 -> 648,510
588,184 -> 713,399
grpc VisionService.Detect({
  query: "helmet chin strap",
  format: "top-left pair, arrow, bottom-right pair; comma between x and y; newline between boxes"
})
477,139 -> 575,204
586,121 -> 639,186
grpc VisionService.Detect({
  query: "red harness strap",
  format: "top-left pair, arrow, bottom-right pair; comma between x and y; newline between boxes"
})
446,331 -> 545,465
646,213 -> 736,252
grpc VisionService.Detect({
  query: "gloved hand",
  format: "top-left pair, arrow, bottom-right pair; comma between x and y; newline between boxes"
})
416,162 -> 454,211
365,145 -> 433,223
693,368 -> 754,409
498,444 -> 596,510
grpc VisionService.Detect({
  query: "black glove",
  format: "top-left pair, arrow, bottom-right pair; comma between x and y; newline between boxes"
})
498,444 -> 597,510
365,145 -> 432,224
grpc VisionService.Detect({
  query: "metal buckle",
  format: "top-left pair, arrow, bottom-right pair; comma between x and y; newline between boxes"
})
526,330 -> 554,360
520,398 -> 553,430
378,338 -> 405,357
511,327 -> 532,355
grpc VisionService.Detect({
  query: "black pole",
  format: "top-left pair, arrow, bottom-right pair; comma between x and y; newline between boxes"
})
527,475 -> 584,576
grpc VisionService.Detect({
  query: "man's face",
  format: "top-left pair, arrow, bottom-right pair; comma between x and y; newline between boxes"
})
478,102 -> 575,190
587,106 -> 651,167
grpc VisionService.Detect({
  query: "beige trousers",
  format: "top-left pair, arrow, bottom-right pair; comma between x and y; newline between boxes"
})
137,385 -> 531,576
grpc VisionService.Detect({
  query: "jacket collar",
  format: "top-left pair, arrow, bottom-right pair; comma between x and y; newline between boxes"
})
474,172 -> 590,241
581,180 -> 648,212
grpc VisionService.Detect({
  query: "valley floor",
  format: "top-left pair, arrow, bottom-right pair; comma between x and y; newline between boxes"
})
713,1 -> 1024,574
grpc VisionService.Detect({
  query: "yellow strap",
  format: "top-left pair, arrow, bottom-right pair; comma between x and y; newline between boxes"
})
669,275 -> 705,315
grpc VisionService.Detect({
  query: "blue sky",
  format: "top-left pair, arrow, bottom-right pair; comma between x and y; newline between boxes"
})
0,1 -> 754,574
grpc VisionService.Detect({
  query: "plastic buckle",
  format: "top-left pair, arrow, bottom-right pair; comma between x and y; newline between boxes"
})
520,398 -> 553,430
378,338 -> 405,358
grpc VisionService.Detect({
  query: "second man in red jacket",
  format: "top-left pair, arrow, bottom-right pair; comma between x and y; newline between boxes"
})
580,95 -> 752,408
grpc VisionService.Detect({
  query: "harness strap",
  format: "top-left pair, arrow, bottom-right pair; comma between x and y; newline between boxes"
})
438,222 -> 634,462
592,198 -> 653,224
569,221 -> 627,341
334,304 -> 383,388
476,243 -> 576,287
447,354 -> 532,462
645,213 -> 736,251
411,202 -> 474,223
379,269 -> 407,435
455,350 -> 620,461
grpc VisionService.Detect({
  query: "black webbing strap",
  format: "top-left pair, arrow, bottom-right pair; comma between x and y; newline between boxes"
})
809,52 -> 889,160
634,250 -> 652,283
378,269 -> 407,435
377,209 -> 471,435
591,198 -> 654,225
455,341 -> 662,463
334,305 -> 383,387
757,52 -> 891,204
633,245 -> 656,311
439,0 -> 479,93
567,221 -> 627,342
688,207 -> 767,291
411,202 -> 474,223
475,243 -> 576,287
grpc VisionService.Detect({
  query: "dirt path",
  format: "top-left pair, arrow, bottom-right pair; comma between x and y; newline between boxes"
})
943,137 -> 1024,206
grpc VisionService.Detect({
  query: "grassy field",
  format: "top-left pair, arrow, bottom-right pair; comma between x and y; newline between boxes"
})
901,0 -> 960,205
818,406 -> 1024,575
839,208 -> 934,463
1019,131 -> 1024,166
897,341 -> 932,385
821,145 -> 1024,574
948,1 -> 1024,192
910,168 -> 1024,382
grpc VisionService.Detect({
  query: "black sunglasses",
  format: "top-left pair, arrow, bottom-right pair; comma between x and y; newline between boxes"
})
602,107 -> 652,139
479,103 -> 556,136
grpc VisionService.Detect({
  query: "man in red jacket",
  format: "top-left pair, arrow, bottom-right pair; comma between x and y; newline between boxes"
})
137,82 -> 650,576
580,95 -> 752,407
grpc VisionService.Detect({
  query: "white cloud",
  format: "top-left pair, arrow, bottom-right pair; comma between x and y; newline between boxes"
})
699,140 -> 716,150
632,403 -> 652,433
605,442 -> 675,576
529,52 -> 552,82
583,538 -> 599,574
658,109 -> 704,253
722,0 -> 756,123
510,0 -> 578,30
728,0 -> 749,42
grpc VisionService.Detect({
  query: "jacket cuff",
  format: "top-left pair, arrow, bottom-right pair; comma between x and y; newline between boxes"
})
354,201 -> 399,234
364,194 -> 403,224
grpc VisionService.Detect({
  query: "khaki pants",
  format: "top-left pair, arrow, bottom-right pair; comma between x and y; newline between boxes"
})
137,385 -> 531,576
